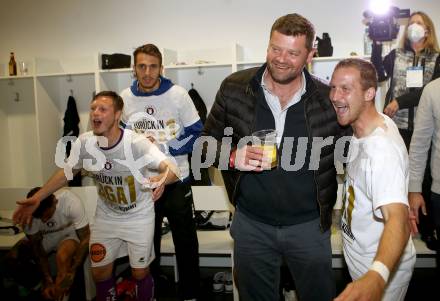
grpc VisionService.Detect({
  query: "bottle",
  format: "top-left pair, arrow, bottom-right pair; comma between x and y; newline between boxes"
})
9,52 -> 17,76
363,28 -> 372,56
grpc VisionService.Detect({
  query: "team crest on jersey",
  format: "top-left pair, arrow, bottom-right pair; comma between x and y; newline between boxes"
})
90,243 -> 106,263
46,221 -> 56,228
144,105 -> 156,116
104,161 -> 112,170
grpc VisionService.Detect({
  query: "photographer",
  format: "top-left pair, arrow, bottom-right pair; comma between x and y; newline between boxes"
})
371,11 -> 440,250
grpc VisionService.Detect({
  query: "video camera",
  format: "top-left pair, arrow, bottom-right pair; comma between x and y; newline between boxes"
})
363,6 -> 410,41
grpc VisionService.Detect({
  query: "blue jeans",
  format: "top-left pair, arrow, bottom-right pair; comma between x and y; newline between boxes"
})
230,209 -> 335,301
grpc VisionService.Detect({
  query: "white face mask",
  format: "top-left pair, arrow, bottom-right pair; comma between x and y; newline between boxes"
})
407,23 -> 426,43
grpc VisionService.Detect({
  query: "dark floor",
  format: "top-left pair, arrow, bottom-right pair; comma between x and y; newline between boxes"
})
2,264 -> 438,301
155,266 -> 234,301
150,266 -> 440,301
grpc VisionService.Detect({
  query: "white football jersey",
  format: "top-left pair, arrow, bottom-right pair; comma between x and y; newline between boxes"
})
72,129 -> 166,223
120,84 -> 200,179
341,114 -> 415,289
25,190 -> 88,251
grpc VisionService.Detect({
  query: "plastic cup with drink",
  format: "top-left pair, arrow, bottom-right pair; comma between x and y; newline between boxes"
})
251,129 -> 278,170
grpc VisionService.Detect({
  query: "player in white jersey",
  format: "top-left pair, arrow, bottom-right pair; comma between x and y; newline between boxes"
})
4,188 -> 89,300
120,43 -> 202,300
13,91 -> 179,301
330,58 -> 416,301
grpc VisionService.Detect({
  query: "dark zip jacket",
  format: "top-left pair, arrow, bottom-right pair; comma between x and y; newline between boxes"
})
201,64 -> 351,231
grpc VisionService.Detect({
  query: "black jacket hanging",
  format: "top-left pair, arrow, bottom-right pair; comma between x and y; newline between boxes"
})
63,95 -> 80,138
187,87 -> 210,186
63,95 -> 81,186
188,88 -> 207,124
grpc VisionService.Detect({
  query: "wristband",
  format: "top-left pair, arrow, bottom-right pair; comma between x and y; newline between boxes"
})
369,260 -> 390,283
229,150 -> 236,169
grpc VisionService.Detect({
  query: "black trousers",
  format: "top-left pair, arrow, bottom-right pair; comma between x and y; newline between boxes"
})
430,193 -> 440,273
151,181 -> 200,299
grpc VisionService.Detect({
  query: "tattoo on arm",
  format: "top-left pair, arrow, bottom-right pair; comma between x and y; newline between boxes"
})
28,232 -> 52,282
71,225 -> 90,271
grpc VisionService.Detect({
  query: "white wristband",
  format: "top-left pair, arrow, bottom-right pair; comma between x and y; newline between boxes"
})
369,260 -> 390,283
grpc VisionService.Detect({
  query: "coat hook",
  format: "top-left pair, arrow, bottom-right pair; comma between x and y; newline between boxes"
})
191,82 -> 194,89
66,74 -> 73,82
14,92 -> 20,102
70,89 -> 74,96
197,67 -> 204,75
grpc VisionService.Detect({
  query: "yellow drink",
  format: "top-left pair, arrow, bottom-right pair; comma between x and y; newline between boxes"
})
252,129 -> 278,169
261,144 -> 277,169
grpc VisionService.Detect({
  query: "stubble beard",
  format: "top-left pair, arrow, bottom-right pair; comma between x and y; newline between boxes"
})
267,63 -> 299,85
137,73 -> 160,93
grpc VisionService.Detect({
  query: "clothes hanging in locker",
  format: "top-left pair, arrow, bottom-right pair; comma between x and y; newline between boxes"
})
63,95 -> 82,186
188,87 -> 207,124
187,86 -> 210,186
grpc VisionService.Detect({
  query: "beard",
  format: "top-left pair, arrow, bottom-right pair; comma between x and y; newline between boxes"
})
267,62 -> 301,85
137,74 -> 160,92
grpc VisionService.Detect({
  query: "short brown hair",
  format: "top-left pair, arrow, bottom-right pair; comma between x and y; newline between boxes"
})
133,44 -> 163,66
334,58 -> 378,91
270,13 -> 315,51
92,91 -> 124,112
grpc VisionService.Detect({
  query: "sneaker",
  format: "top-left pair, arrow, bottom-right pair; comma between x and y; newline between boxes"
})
224,272 -> 233,294
161,219 -> 171,235
195,210 -> 214,227
283,289 -> 298,301
212,271 -> 225,293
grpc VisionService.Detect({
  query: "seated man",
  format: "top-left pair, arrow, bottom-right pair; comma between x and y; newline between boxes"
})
3,187 -> 90,300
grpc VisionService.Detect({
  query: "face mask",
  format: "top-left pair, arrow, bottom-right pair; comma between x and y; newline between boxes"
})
407,23 -> 426,43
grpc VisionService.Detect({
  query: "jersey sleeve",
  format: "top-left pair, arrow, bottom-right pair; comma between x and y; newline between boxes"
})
368,137 -> 408,217
60,190 -> 89,230
132,133 -> 168,170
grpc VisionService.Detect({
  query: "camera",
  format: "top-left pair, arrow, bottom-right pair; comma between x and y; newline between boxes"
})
363,6 -> 410,41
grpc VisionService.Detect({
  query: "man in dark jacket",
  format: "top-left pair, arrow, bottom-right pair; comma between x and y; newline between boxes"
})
200,13 -> 349,301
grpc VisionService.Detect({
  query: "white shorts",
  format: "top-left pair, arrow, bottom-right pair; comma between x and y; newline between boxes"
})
382,285 -> 409,301
43,229 -> 79,253
89,219 -> 155,269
